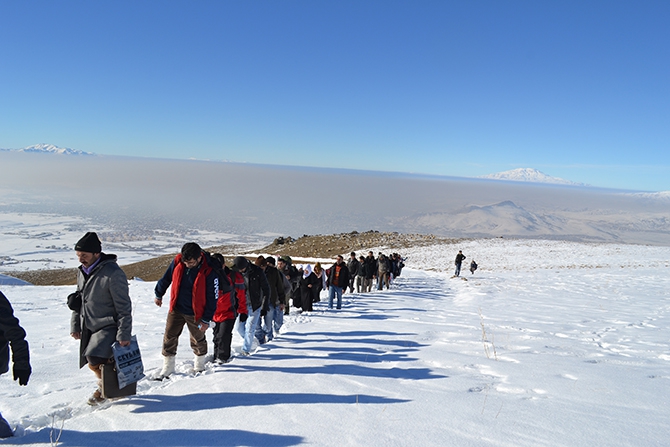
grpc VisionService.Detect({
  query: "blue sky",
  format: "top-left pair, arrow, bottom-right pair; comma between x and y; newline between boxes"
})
1,1 -> 669,191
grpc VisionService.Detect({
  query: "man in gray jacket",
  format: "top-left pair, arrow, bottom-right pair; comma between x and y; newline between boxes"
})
70,232 -> 132,405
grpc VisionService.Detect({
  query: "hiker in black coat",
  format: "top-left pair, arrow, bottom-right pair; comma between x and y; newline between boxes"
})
0,291 -> 31,438
454,250 -> 466,277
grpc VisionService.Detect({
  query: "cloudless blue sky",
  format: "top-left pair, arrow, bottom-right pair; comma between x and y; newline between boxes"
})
1,1 -> 669,191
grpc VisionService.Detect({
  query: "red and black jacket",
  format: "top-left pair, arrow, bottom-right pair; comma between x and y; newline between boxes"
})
155,252 -> 218,322
213,267 -> 247,322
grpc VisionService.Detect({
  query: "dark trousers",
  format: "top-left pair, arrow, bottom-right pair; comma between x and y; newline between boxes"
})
162,311 -> 207,357
300,284 -> 313,311
212,319 -> 235,362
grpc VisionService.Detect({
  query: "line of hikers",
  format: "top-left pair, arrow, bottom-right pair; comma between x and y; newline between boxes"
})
3,235 -> 481,430
152,247 -> 407,381
63,232 -> 407,406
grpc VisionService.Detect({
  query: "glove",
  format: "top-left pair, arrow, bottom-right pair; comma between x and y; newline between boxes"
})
13,365 -> 31,386
239,313 -> 248,323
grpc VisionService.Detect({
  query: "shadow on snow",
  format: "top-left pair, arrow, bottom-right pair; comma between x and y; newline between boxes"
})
221,363 -> 446,380
5,428 -> 303,447
125,392 -> 410,413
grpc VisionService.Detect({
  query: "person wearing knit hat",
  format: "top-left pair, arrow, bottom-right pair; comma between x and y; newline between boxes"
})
71,232 -> 133,405
74,232 -> 102,254
233,256 -> 249,271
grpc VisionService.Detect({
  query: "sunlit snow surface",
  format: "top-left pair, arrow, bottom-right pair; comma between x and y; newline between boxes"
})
1,236 -> 669,446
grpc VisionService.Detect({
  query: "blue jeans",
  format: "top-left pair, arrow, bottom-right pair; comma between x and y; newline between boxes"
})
238,305 -> 261,353
328,286 -> 343,309
255,305 -> 275,342
272,303 -> 283,333
455,263 -> 462,277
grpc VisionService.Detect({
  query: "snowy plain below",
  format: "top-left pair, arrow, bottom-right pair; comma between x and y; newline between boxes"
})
1,232 -> 669,446
0,212 -> 269,275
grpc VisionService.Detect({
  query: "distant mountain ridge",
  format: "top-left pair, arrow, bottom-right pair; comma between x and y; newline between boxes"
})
480,168 -> 586,186
1,143 -> 93,155
623,191 -> 670,200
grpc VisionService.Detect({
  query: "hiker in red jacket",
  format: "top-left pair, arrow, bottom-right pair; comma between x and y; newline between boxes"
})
154,243 -> 219,378
211,254 -> 246,364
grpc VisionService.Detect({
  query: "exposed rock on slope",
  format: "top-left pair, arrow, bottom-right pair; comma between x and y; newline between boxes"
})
255,230 -> 457,259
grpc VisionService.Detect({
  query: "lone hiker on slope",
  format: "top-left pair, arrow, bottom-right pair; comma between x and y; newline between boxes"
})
454,250 -> 466,277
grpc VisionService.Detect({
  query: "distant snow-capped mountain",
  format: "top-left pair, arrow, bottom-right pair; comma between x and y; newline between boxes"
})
479,168 -> 586,186
7,144 -> 94,155
622,191 -> 670,200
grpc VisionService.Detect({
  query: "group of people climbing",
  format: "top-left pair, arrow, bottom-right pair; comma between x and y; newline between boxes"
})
1,230 -> 475,432
61,232 -> 408,408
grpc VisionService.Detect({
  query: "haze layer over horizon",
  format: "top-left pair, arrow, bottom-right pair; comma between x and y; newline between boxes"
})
2,152 -> 669,246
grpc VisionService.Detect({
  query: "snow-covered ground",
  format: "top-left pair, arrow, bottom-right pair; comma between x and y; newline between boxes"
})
1,238 -> 669,446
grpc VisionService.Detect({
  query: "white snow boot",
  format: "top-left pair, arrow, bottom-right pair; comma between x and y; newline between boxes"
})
156,355 -> 175,380
193,354 -> 207,373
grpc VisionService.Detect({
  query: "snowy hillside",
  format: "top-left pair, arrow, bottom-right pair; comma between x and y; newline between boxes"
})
409,201 -> 563,236
1,238 -> 669,446
480,168 -> 586,186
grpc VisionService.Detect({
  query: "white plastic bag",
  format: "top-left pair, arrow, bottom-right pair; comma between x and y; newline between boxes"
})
112,335 -> 145,389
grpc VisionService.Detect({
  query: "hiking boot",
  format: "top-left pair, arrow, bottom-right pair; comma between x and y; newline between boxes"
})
155,355 -> 176,380
87,388 -> 106,406
193,354 -> 207,373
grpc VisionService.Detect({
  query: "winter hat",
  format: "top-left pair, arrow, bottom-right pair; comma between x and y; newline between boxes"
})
254,256 -> 267,268
75,232 -> 102,253
266,256 -> 276,266
233,256 -> 249,270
